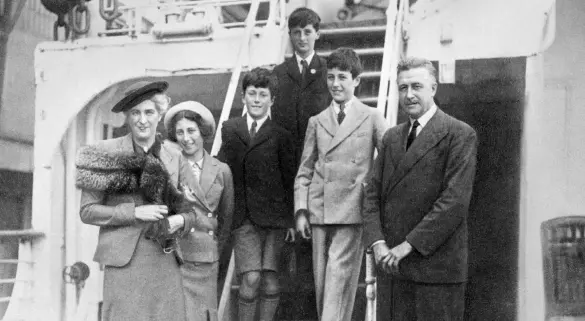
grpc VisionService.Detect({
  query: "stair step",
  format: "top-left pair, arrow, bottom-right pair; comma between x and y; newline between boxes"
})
359,96 -> 378,105
319,25 -> 387,36
320,18 -> 387,30
317,47 -> 384,57
360,71 -> 381,78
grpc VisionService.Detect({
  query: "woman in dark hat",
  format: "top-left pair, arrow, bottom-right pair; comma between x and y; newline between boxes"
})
164,101 -> 234,321
76,81 -> 188,321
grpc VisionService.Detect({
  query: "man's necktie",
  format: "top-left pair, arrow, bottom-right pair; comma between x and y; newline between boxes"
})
406,120 -> 420,150
338,103 -> 346,124
250,121 -> 257,140
301,59 -> 309,86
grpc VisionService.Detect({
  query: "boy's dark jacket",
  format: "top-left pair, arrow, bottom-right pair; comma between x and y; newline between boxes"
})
272,55 -> 331,164
217,117 -> 296,229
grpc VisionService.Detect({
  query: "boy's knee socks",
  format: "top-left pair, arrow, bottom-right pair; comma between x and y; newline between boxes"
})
238,296 -> 257,321
258,292 -> 280,321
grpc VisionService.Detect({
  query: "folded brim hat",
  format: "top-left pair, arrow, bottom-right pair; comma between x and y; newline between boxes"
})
164,101 -> 216,140
111,80 -> 169,113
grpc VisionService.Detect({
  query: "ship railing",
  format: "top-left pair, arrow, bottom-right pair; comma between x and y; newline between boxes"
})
0,230 -> 45,321
97,0 -> 284,39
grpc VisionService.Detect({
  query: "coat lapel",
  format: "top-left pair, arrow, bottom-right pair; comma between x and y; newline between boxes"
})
286,56 -> 303,87
199,151 -> 220,197
326,102 -> 368,153
303,55 -> 325,89
390,123 -> 410,168
316,103 -> 338,138
235,117 -> 251,146
383,109 -> 450,196
247,118 -> 272,151
160,142 -> 176,177
118,133 -> 134,153
180,156 -> 211,211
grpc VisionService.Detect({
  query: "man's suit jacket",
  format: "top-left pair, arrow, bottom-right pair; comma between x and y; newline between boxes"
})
217,117 -> 296,229
79,134 -> 182,267
178,151 -> 234,263
272,54 -> 331,164
363,109 -> 477,283
294,100 -> 388,225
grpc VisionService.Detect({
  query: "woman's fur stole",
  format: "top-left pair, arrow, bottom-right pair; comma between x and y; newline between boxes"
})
76,144 -> 184,253
76,144 -> 182,208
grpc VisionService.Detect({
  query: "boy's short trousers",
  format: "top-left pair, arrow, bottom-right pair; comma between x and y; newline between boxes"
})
233,220 -> 286,274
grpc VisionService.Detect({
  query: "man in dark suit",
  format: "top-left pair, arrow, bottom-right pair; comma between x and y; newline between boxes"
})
362,57 -> 478,321
271,7 -> 331,165
217,68 -> 296,321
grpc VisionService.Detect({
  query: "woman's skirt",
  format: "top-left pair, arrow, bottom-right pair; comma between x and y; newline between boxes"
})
101,235 -> 186,321
181,261 -> 219,321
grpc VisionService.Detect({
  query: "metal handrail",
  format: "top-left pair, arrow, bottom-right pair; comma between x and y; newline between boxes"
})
0,230 -> 45,241
1,241 -> 35,320
0,260 -> 34,265
386,0 -> 407,127
376,0 -> 399,116
0,279 -> 31,285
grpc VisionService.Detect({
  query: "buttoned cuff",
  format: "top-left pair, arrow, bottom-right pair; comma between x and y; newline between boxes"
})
179,212 -> 194,238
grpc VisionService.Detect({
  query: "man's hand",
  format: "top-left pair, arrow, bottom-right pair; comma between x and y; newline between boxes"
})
372,242 -> 394,274
387,241 -> 413,273
295,213 -> 311,240
285,228 -> 296,243
167,214 -> 185,234
135,205 -> 167,221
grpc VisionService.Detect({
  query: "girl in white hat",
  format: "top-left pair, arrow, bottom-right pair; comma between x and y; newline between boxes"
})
164,101 -> 234,321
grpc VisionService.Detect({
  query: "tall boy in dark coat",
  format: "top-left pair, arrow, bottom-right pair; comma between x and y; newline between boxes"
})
272,7 -> 331,165
217,68 -> 296,321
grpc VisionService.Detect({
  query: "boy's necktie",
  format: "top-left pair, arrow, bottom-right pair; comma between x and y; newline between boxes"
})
301,59 -> 309,86
250,120 -> 257,140
406,120 -> 420,150
338,103 -> 345,124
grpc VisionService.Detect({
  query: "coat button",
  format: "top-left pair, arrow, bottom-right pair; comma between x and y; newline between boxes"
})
191,228 -> 195,233
208,230 -> 214,236
207,212 -> 213,218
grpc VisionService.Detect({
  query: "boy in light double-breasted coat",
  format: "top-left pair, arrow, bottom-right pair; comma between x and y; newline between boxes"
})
294,48 -> 388,321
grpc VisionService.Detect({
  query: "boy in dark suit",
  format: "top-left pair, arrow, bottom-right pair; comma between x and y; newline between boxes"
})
294,48 -> 388,321
217,68 -> 296,321
272,7 -> 331,165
